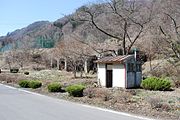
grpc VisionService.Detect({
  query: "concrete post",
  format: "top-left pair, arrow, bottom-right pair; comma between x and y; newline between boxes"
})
64,58 -> 67,71
50,57 -> 53,69
56,58 -> 60,70
84,59 -> 88,73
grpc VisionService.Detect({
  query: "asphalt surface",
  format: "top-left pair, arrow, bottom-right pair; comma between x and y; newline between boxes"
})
0,84 -> 152,120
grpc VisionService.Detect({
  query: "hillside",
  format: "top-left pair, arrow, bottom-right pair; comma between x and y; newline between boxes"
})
0,2 -> 114,52
0,0 -> 179,63
0,21 -> 63,51
0,0 -> 156,53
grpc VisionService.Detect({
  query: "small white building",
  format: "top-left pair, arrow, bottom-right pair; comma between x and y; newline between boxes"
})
95,55 -> 142,88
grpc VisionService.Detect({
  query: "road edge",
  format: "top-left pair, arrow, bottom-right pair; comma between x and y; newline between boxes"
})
0,83 -> 156,120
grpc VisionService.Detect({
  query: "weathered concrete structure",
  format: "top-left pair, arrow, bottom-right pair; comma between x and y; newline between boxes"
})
95,55 -> 142,88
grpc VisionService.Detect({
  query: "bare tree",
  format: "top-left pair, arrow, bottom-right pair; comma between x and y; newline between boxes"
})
151,0 -> 180,64
55,34 -> 96,78
4,41 -> 30,70
75,0 -> 154,55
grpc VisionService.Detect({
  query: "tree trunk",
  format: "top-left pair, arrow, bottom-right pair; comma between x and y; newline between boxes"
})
123,21 -> 127,55
8,62 -> 11,70
50,57 -> 53,69
149,55 -> 152,71
73,65 -> 77,78
56,58 -> 60,70
80,68 -> 83,78
73,70 -> 76,78
123,40 -> 126,55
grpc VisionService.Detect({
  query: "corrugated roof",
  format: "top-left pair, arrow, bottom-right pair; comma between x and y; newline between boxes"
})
95,55 -> 133,63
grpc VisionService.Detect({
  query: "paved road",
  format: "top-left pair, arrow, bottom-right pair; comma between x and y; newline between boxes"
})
0,84 -> 152,120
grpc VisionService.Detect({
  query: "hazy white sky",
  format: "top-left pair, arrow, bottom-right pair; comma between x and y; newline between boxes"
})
0,0 -> 96,36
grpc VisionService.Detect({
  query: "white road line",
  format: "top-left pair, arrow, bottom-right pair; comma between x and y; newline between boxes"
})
0,83 -> 156,120
82,104 -> 155,120
0,83 -> 45,97
2,84 -> 16,89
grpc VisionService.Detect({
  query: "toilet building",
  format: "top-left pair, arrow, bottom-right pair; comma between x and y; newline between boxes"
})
95,55 -> 142,88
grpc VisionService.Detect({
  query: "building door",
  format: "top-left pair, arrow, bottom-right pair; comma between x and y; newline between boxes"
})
106,64 -> 113,88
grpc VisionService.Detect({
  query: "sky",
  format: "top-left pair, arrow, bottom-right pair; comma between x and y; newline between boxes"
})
0,0 -> 97,36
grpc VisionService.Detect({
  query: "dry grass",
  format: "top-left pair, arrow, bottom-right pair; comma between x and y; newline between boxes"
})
0,73 -> 27,83
28,70 -> 72,81
0,69 -> 180,120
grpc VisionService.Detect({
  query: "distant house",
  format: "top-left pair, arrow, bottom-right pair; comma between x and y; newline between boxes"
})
95,55 -> 142,88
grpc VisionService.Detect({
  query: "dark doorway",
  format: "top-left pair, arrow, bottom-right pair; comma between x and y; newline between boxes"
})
106,70 -> 112,88
106,63 -> 113,88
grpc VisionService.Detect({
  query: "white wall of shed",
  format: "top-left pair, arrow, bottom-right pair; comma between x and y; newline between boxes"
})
97,63 -> 106,87
113,64 -> 126,88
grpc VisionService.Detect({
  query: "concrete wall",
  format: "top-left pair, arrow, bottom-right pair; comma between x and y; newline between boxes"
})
113,64 -> 126,88
127,72 -> 135,88
97,63 -> 106,86
126,72 -> 142,88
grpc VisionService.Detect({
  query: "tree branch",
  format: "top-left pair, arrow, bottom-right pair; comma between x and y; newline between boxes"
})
84,10 -> 122,41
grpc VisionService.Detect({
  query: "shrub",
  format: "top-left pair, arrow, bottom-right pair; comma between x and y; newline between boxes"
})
94,88 -> 112,101
24,72 -> 29,75
161,103 -> 171,112
48,83 -> 62,92
112,92 -> 132,104
141,77 -> 171,91
29,80 -> 42,89
19,80 -> 42,89
65,84 -> 85,97
0,74 -> 26,83
10,68 -> 19,73
84,88 -> 113,101
125,89 -> 137,95
146,97 -> 162,109
146,97 -> 171,111
18,80 -> 30,88
173,79 -> 180,88
83,87 -> 96,98
33,66 -> 45,71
